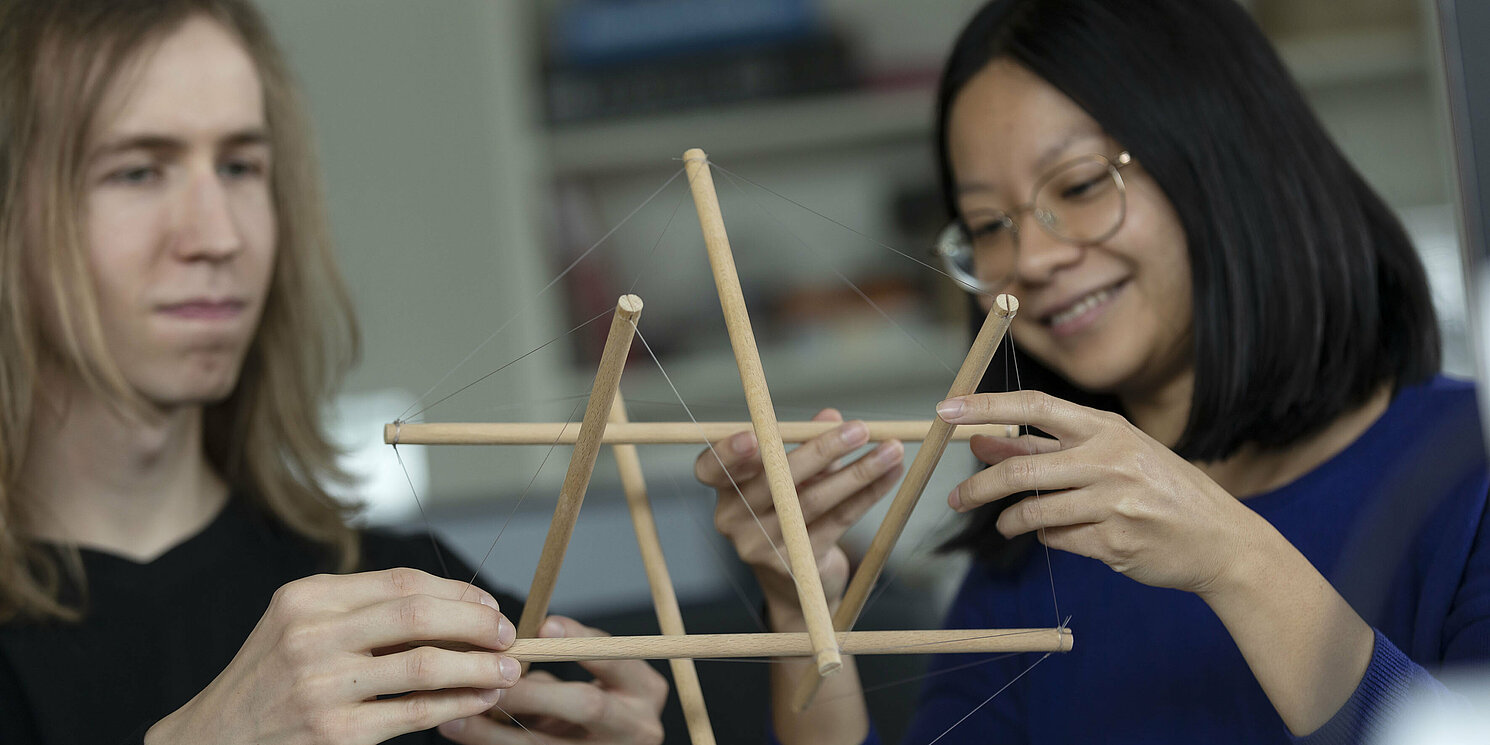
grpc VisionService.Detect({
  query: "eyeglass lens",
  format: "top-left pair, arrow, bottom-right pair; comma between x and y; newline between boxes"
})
951,155 -> 1125,290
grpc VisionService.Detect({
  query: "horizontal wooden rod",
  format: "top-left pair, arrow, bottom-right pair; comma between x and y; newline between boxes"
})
501,627 -> 1072,662
384,421 -> 1017,446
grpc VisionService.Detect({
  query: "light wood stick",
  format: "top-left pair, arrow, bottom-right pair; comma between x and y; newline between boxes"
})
792,294 -> 1019,711
383,421 -> 1018,446
504,627 -> 1072,662
683,148 -> 841,677
610,393 -> 716,745
517,296 -> 643,655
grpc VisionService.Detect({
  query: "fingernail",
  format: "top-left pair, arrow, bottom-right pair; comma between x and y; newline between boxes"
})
441,718 -> 468,735
497,616 -> 516,647
874,440 -> 903,465
478,592 -> 500,612
948,486 -> 962,510
499,656 -> 521,683
731,432 -> 757,454
936,399 -> 964,420
541,618 -> 565,638
480,686 -> 502,704
840,421 -> 869,446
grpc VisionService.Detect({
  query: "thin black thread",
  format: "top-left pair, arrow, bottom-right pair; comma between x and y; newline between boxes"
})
393,443 -> 449,578
461,398 -> 587,599
404,307 -> 613,422
397,167 -> 685,422
927,652 -> 1052,744
1010,338 -> 1062,627
630,323 -> 797,584
707,161 -> 997,302
713,166 -> 957,376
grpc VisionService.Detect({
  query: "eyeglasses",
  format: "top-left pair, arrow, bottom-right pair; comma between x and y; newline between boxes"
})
936,151 -> 1133,294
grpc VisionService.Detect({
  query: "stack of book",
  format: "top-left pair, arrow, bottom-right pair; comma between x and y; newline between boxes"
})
544,0 -> 857,123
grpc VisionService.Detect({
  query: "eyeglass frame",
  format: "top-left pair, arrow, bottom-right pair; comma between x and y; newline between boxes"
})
935,150 -> 1135,294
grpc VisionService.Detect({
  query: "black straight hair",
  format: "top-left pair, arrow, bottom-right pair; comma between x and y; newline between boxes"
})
937,0 -> 1441,568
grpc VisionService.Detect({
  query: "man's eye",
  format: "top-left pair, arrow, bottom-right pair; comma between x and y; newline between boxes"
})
219,159 -> 266,179
106,166 -> 161,185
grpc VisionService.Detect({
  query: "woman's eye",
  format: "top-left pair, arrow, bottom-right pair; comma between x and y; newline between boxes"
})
968,219 -> 1008,238
965,219 -> 1013,242
1061,176 -> 1108,201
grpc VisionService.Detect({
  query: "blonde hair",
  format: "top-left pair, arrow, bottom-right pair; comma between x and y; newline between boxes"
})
0,0 -> 360,622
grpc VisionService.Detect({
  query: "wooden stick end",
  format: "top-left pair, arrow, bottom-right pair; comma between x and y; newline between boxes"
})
383,422 -> 397,445
683,147 -> 707,163
994,293 -> 1019,317
815,650 -> 843,676
617,294 -> 644,315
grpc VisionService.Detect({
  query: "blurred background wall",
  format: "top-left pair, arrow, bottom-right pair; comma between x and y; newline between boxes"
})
252,1 -> 1474,741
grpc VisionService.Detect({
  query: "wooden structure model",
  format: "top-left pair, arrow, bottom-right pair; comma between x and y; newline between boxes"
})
385,149 -> 1072,743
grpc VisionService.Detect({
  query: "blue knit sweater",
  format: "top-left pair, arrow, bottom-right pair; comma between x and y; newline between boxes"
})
887,375 -> 1490,744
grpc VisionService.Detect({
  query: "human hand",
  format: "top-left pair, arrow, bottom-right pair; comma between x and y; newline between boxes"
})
695,409 -> 904,621
145,568 -> 519,745
436,616 -> 667,744
937,390 -> 1268,595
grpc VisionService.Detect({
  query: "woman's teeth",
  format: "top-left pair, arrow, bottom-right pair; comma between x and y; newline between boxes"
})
1049,286 -> 1115,326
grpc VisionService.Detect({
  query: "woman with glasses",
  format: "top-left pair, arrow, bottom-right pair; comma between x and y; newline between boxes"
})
698,0 -> 1489,743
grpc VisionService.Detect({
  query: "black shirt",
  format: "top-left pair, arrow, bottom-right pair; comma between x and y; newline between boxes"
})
0,497 -> 522,745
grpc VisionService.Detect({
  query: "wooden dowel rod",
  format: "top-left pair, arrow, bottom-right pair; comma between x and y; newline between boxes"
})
683,147 -> 841,676
517,296 -> 643,656
503,627 -> 1072,662
383,421 -> 1019,446
792,294 -> 1018,711
610,393 -> 716,745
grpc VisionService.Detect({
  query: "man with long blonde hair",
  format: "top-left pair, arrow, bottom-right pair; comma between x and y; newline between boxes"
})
0,1 -> 666,743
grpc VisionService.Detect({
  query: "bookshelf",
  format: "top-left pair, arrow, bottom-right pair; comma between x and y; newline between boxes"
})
544,26 -> 1427,178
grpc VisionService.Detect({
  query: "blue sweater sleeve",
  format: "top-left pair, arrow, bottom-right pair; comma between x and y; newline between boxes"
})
1298,474 -> 1490,745
1292,629 -> 1446,745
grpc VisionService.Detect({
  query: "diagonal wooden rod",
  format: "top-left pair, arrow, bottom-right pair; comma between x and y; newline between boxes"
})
383,421 -> 1019,446
792,294 -> 1019,711
517,296 -> 643,659
683,148 -> 841,677
502,627 -> 1072,662
610,393 -> 717,745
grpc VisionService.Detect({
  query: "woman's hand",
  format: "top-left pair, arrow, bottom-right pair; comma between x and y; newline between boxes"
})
696,409 -> 904,621
437,616 -> 668,744
939,390 -> 1379,734
145,568 -> 519,745
937,390 -> 1268,595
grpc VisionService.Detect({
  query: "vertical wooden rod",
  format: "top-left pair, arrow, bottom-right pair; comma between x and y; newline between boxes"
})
791,294 -> 1018,711
610,393 -> 717,745
682,148 -> 842,676
517,296 -> 644,654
